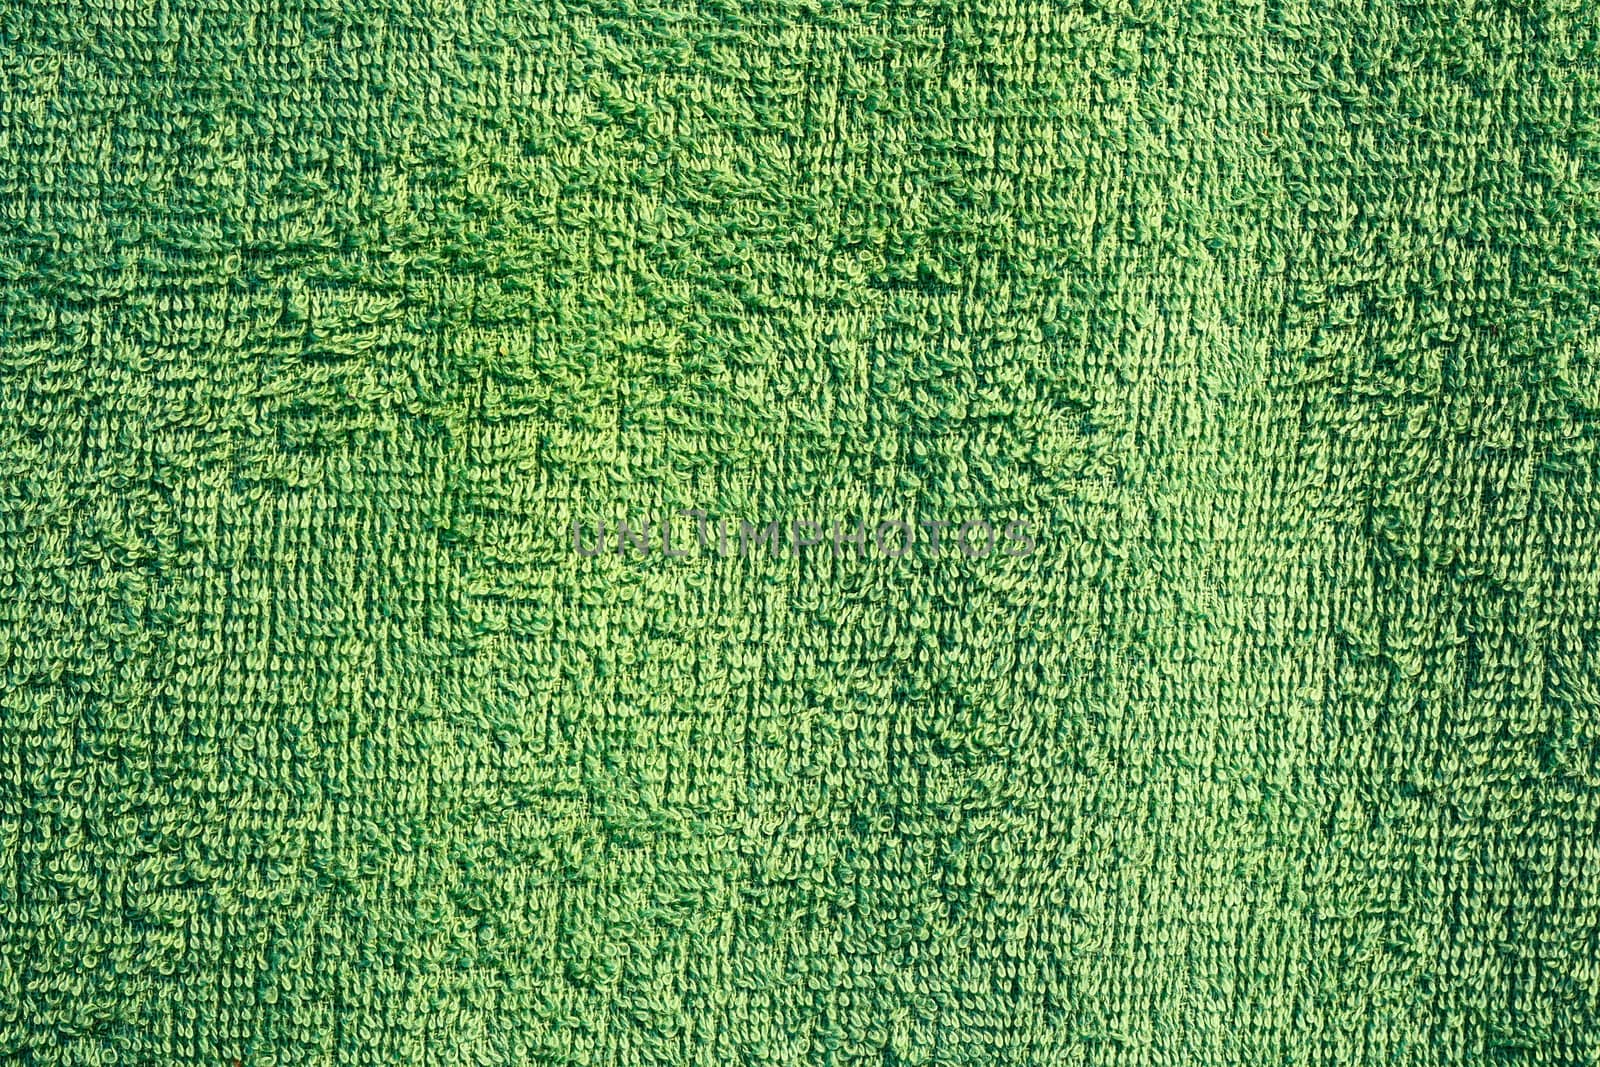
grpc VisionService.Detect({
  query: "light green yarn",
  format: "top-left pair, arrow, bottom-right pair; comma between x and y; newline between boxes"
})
1,1 -> 1598,1064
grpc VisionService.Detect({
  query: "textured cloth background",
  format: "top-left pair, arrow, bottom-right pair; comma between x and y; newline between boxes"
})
3,1 -> 1600,1064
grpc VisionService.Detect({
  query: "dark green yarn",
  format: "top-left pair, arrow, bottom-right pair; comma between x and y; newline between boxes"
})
2,0 -> 1599,1064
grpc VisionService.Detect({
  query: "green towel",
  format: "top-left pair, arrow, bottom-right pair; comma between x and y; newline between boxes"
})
2,1 -> 1598,1064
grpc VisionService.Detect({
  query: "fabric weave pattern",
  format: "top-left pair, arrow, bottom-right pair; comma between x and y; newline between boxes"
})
1,1 -> 1598,1064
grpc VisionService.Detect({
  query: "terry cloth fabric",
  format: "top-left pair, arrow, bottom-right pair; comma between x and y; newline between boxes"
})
2,1 -> 1599,1064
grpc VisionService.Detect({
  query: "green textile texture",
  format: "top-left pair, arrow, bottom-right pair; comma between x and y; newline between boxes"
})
3,0 -> 1600,1064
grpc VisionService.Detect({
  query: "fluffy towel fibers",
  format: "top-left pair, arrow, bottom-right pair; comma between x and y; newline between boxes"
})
1,2 -> 1599,1065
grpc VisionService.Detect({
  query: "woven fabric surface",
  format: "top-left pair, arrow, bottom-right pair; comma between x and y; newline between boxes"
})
3,1 -> 1600,1064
